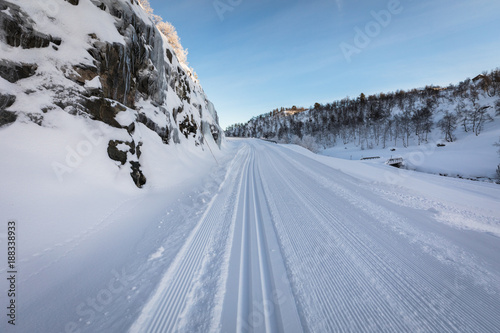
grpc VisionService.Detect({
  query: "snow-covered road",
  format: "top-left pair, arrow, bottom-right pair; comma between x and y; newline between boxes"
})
132,139 -> 500,332
3,139 -> 500,332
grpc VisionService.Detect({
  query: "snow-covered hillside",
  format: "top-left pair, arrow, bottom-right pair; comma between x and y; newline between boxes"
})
0,0 -> 222,190
321,117 -> 500,181
226,72 -> 500,179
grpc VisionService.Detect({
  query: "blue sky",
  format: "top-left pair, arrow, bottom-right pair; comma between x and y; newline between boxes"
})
149,0 -> 500,129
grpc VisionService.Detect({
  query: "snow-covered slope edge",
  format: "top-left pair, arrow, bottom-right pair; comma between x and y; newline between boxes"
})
0,0 -> 223,189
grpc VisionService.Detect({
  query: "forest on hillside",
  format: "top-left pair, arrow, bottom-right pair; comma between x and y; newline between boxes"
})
226,69 -> 500,153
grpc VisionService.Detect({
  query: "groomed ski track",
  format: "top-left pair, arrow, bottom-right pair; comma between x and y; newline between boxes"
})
130,139 -> 500,333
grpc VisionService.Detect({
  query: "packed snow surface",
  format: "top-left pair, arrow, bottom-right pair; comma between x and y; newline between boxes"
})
1,139 -> 500,332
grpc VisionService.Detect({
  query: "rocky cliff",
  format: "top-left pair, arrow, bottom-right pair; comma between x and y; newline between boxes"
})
0,0 -> 222,187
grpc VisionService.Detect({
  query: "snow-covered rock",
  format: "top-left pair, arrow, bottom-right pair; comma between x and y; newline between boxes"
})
0,0 -> 223,187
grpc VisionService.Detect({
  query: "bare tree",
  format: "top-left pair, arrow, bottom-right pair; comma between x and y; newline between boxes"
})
455,101 -> 470,132
400,110 -> 412,147
437,111 -> 458,142
495,138 -> 500,178
474,106 -> 493,136
412,106 -> 433,144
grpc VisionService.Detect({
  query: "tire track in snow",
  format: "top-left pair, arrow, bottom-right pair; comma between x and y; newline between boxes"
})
275,144 -> 499,286
274,144 -> 500,294
129,145 -> 250,333
130,139 -> 500,332
257,148 -> 408,332
260,143 -> 500,332
220,144 -> 302,333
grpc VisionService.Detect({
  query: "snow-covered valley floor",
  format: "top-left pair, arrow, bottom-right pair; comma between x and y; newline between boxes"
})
2,139 -> 500,332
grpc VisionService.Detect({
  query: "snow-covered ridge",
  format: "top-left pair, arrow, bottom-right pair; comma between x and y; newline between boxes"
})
0,0 -> 223,188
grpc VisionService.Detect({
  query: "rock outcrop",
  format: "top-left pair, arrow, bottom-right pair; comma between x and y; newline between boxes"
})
0,0 -> 223,187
